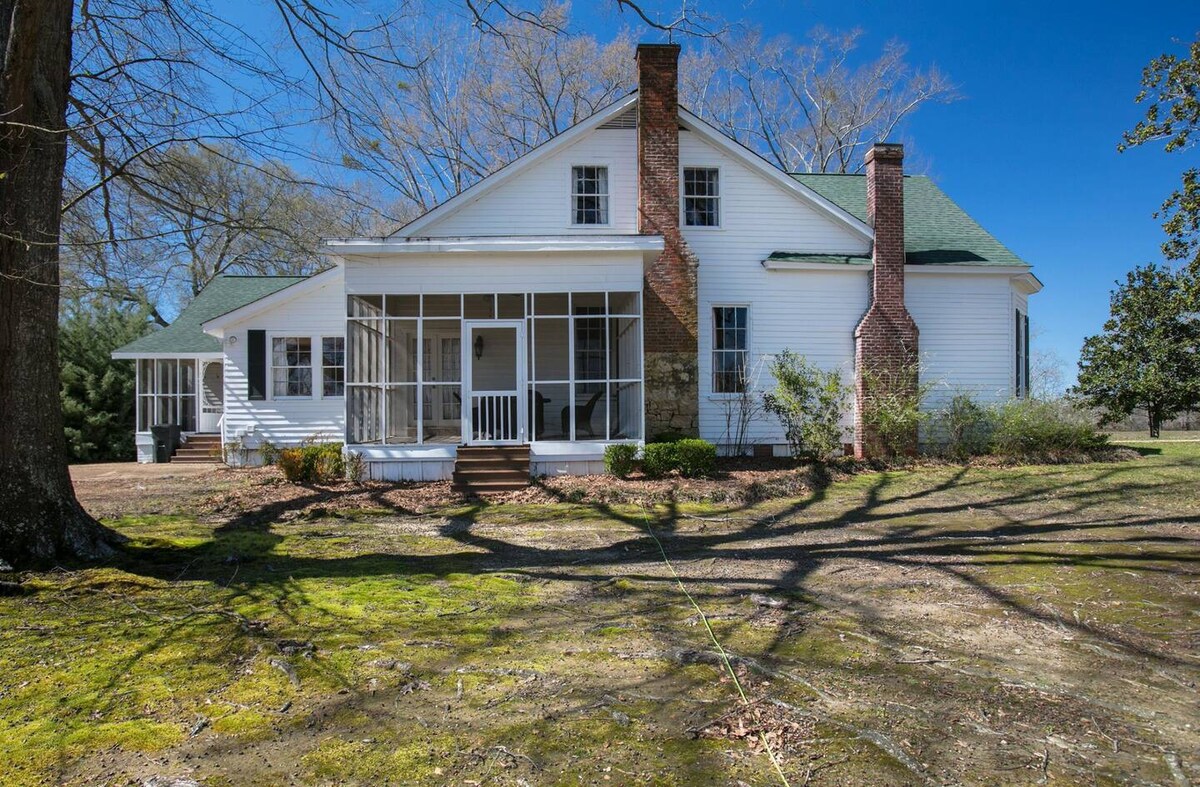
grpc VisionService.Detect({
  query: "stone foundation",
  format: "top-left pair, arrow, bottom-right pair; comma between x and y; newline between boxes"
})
644,351 -> 699,437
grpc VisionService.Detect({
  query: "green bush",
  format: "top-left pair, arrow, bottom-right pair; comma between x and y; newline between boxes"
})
860,363 -> 932,457
933,393 -> 997,459
761,349 -> 849,461
990,399 -> 1108,458
604,444 -> 640,478
641,442 -> 678,478
674,439 -> 717,478
277,442 -> 345,484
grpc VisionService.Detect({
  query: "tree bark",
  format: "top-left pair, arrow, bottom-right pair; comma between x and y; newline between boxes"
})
1149,405 -> 1162,439
1,0 -> 117,567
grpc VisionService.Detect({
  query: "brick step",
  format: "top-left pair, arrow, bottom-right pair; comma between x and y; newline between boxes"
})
175,446 -> 221,456
184,438 -> 221,447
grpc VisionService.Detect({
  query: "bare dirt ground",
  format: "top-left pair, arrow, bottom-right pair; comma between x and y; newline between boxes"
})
2,447 -> 1197,785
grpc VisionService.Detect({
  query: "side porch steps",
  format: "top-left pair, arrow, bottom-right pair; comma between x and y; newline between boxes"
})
452,446 -> 530,494
172,433 -> 222,464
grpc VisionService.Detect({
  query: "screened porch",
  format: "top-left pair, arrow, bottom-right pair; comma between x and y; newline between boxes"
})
344,291 -> 643,446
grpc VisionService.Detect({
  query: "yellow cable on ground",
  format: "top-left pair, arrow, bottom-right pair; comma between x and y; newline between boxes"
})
639,506 -> 792,787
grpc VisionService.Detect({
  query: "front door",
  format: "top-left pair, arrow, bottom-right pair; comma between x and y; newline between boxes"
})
463,321 -> 525,444
198,360 -> 224,433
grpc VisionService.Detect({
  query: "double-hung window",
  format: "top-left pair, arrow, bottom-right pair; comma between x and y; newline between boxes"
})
571,166 -> 609,225
683,167 -> 720,227
1015,309 -> 1030,398
272,337 -> 313,397
712,306 -> 748,393
322,337 -> 345,398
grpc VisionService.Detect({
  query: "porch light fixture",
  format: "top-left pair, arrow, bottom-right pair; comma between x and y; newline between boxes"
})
474,334 -> 484,360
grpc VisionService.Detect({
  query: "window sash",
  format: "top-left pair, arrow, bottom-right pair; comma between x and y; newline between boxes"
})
712,306 -> 748,393
322,336 -> 345,398
272,337 -> 313,397
571,166 -> 609,225
684,168 -> 720,227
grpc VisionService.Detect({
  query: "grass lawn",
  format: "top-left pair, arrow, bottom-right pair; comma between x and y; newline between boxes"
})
2,444 -> 1198,785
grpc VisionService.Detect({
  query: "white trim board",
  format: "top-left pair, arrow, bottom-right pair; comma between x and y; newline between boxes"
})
325,234 -> 664,257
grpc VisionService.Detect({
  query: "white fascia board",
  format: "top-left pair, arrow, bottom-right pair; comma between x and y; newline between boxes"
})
392,94 -> 639,239
200,265 -> 342,335
1013,272 -> 1044,294
110,351 -> 223,360
677,108 -> 875,242
325,235 -> 665,257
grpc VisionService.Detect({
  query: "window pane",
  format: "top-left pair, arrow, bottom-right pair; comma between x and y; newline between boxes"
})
608,292 -> 639,315
386,294 -> 419,317
533,318 -> 569,380
180,361 -> 196,394
572,292 -> 605,311
180,395 -> 196,432
138,396 -> 152,431
347,385 -> 383,444
386,320 -> 417,383
422,294 -> 459,317
571,382 -> 606,440
323,367 -> 345,398
463,293 -> 494,319
571,166 -> 609,225
497,293 -> 524,319
421,320 -> 461,383
348,295 -> 383,319
322,337 -> 345,367
574,313 -> 606,381
609,381 -> 642,440
138,360 -> 154,394
609,317 -> 641,380
421,384 -> 460,443
532,383 -> 570,440
534,292 -> 568,315
385,385 -> 417,444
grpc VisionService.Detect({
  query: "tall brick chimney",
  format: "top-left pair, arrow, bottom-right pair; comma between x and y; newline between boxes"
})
854,143 -> 919,458
637,43 -> 699,437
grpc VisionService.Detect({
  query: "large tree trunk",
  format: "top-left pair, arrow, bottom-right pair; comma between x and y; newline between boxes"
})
0,0 -> 117,567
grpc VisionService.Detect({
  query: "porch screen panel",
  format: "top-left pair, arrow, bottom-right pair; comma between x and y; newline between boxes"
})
347,295 -> 386,443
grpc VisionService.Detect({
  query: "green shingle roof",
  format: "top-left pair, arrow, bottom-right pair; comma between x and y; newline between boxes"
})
766,252 -> 871,266
790,174 -> 1029,267
113,275 -> 307,355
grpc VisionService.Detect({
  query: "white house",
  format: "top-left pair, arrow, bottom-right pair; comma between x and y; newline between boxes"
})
114,44 -> 1040,487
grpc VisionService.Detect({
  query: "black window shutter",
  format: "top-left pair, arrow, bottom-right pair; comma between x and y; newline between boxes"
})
1014,309 -> 1021,397
248,330 -> 266,401
1024,313 -> 1031,399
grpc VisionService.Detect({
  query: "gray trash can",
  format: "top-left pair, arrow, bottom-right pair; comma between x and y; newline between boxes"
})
150,425 -> 172,463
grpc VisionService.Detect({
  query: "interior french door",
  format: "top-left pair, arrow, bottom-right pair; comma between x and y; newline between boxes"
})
463,320 -> 526,445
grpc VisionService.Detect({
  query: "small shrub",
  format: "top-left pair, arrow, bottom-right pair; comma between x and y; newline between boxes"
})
344,449 -> 366,482
933,393 -> 997,458
861,362 -> 933,457
762,349 -> 850,461
649,430 -> 686,444
642,442 -> 678,478
991,399 -> 1108,458
259,440 -> 280,466
276,442 -> 345,484
674,439 -> 717,478
604,444 -> 640,478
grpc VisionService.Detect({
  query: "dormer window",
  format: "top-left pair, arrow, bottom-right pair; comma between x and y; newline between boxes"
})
684,167 -> 720,227
572,166 -> 609,225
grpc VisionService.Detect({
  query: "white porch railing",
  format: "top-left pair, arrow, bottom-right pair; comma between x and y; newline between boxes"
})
470,391 -> 519,443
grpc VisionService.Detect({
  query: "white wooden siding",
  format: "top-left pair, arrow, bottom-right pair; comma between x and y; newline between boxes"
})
342,251 -> 644,294
680,130 -> 872,446
420,129 -> 638,236
908,273 -> 1019,407
222,272 -> 346,447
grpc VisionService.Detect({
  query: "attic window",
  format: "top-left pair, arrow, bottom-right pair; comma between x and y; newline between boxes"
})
571,166 -> 609,225
684,167 -> 720,227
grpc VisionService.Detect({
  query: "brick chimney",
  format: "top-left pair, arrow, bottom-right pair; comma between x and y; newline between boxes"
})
637,43 -> 699,437
854,143 -> 919,458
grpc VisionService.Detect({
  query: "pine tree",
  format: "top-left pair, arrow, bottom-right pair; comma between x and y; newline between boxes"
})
59,305 -> 153,463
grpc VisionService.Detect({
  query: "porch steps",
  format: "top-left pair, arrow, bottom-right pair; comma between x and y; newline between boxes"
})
452,446 -> 530,495
172,434 -> 222,464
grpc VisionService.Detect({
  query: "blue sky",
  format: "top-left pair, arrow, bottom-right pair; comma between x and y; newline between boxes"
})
575,0 -> 1198,385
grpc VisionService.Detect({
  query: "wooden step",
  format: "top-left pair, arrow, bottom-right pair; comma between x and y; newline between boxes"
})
170,455 -> 222,464
453,445 -> 530,494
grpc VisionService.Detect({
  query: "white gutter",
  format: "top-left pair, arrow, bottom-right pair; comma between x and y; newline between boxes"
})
325,235 -> 665,256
